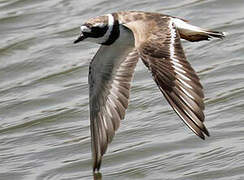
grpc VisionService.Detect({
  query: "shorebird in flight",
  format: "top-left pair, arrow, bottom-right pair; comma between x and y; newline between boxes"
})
74,11 -> 225,172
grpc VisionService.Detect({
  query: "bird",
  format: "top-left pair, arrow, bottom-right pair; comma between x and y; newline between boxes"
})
73,11 -> 225,172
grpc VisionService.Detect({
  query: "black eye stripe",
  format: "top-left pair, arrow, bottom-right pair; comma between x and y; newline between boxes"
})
83,26 -> 108,38
91,26 -> 108,34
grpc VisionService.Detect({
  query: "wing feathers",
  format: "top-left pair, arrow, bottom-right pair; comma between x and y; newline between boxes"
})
138,17 -> 209,140
163,91 -> 206,139
172,86 -> 204,120
90,46 -> 139,171
106,102 -> 120,131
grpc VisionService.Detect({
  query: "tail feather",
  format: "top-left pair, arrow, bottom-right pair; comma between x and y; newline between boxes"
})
206,30 -> 226,39
172,18 -> 226,42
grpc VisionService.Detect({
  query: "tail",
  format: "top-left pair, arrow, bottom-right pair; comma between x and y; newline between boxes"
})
172,18 -> 226,42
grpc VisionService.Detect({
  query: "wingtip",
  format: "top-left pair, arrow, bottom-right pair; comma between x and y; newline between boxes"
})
198,132 -> 205,140
93,166 -> 100,173
93,167 -> 100,174
198,127 -> 210,140
200,125 -> 210,137
203,127 -> 210,137
93,160 -> 102,173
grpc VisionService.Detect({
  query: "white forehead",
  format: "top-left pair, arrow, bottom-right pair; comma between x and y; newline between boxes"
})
80,26 -> 91,32
80,13 -> 114,31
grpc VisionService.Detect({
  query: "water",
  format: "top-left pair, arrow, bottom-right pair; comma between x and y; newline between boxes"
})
0,0 -> 244,179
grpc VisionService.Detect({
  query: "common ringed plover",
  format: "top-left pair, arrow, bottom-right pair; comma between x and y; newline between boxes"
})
74,11 -> 225,172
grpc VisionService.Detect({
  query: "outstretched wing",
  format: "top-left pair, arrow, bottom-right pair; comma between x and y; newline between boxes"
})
137,17 -> 209,139
89,43 -> 138,171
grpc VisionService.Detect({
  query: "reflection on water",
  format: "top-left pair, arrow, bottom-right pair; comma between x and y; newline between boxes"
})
0,0 -> 244,180
93,172 -> 102,180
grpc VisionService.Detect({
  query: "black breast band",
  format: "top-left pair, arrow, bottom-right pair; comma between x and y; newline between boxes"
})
102,13 -> 120,45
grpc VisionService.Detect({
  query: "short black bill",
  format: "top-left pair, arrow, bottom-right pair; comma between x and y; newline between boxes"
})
73,34 -> 86,44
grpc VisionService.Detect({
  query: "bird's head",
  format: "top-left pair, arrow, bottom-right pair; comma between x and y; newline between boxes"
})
74,14 -> 119,45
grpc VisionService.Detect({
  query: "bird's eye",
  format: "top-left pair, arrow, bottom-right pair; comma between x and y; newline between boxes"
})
80,23 -> 108,39
90,26 -> 108,37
